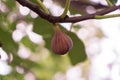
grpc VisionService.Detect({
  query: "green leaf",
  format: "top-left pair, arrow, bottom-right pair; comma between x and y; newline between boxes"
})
11,54 -> 42,70
59,26 -> 87,65
67,32 -> 87,65
4,0 -> 16,10
33,18 -> 53,35
109,0 -> 118,4
0,28 -> 18,54
9,21 -> 17,31
33,18 -> 54,49
0,72 -> 24,80
21,36 -> 38,52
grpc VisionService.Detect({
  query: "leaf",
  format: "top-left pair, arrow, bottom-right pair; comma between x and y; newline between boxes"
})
67,32 -> 87,65
0,28 -> 18,54
5,0 -> 16,10
33,18 -> 53,35
11,54 -> 42,69
0,13 -> 18,54
109,0 -> 118,4
21,36 -> 38,52
33,18 -> 54,49
1,72 -> 24,80
59,26 -> 87,65
9,21 -> 17,31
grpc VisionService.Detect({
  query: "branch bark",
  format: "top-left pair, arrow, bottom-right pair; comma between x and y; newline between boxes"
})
16,0 -> 120,23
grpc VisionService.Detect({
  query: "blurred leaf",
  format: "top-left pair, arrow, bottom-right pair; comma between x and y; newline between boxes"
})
0,12 -> 17,31
11,54 -> 42,69
24,60 -> 42,68
33,18 -> 53,35
59,26 -> 87,65
0,12 -> 18,54
9,21 -> 17,31
109,0 -> 118,4
0,13 -> 7,22
5,0 -> 16,10
0,13 -> 8,29
11,54 -> 23,66
0,28 -> 18,54
1,72 -> 24,80
67,32 -> 87,65
21,36 -> 38,52
33,18 -> 54,49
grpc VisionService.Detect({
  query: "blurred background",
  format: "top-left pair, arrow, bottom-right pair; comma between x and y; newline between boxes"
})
0,0 -> 120,80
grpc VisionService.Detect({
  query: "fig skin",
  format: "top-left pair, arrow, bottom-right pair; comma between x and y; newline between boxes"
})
51,26 -> 73,55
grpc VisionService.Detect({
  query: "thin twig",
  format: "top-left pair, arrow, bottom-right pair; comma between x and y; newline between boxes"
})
95,14 -> 120,19
37,0 -> 49,14
60,0 -> 70,18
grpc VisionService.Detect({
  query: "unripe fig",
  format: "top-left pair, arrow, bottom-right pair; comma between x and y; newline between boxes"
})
51,26 -> 73,55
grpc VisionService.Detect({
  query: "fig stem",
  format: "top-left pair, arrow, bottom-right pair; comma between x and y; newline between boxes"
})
37,0 -> 49,14
106,0 -> 114,6
60,0 -> 70,18
53,24 -> 60,31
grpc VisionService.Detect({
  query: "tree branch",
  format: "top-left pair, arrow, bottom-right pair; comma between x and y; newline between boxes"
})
16,0 -> 120,23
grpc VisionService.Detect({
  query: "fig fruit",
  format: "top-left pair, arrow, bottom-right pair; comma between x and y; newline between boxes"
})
51,26 -> 73,55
